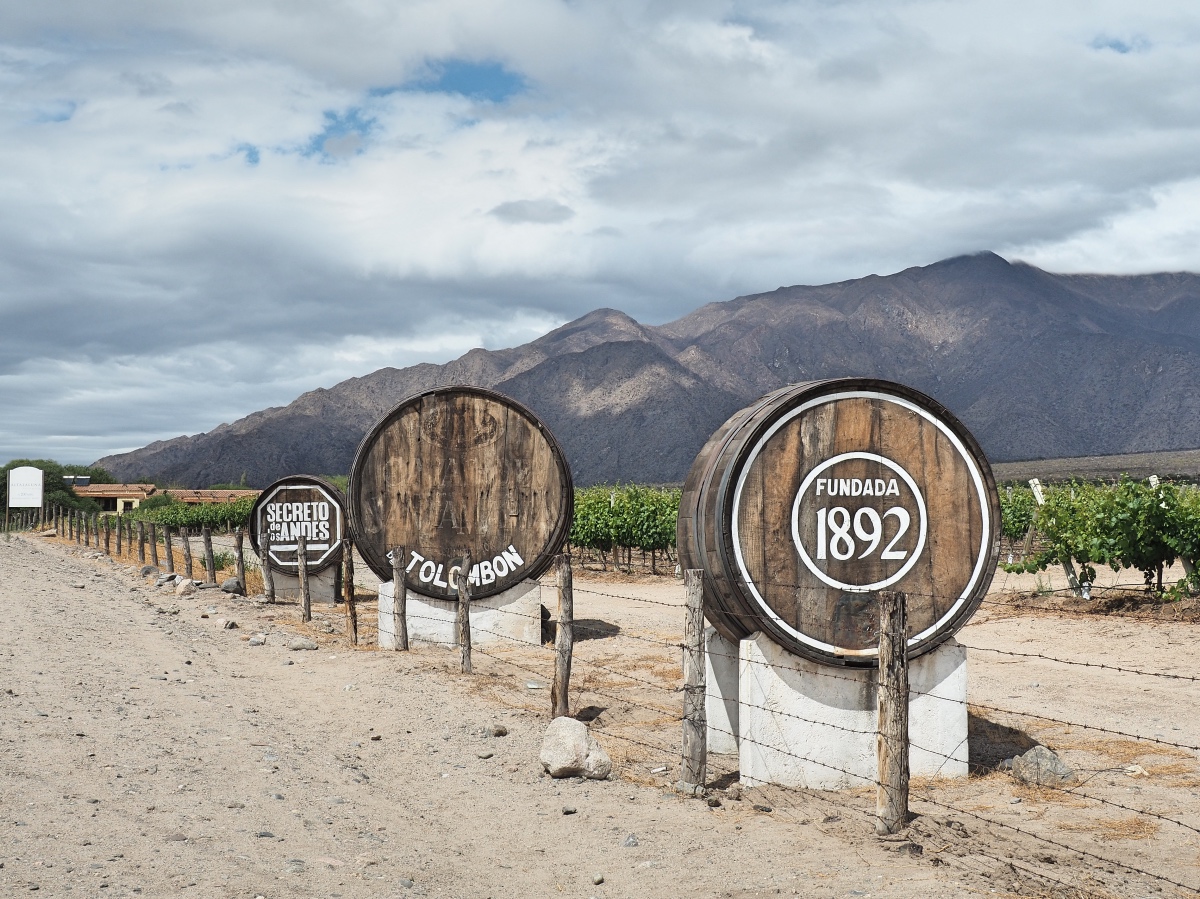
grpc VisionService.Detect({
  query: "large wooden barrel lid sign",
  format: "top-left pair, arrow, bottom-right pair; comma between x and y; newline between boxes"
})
678,378 -> 1000,667
249,475 -> 347,573
348,386 -> 573,600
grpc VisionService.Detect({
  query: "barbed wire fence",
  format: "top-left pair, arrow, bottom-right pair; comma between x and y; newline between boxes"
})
18,509 -> 1200,896
287,550 -> 1200,897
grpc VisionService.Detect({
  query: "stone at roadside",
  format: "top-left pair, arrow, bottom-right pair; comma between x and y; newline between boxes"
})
155,574 -> 177,587
140,566 -> 159,578
70,583 -> 85,590
593,874 -> 605,885
622,834 -> 638,847
491,724 -> 509,737
1011,745 -> 1077,787
221,577 -> 245,596
175,580 -> 196,597
562,806 -> 576,815
223,620 -> 239,630
38,529 -> 55,538
539,717 -> 612,780
248,634 -> 266,646
289,637 -> 318,651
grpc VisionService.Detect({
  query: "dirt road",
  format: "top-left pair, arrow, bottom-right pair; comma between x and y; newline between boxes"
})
0,534 -> 973,898
4,532 -> 1200,898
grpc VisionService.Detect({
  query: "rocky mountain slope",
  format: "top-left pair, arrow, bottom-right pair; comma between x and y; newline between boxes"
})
96,253 -> 1200,487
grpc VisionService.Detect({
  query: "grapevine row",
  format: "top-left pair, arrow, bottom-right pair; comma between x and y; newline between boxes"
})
1000,478 -> 1200,594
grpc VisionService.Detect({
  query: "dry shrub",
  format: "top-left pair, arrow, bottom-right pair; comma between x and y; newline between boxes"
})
1145,760 -> 1198,777
1053,737 -> 1188,766
1060,815 -> 1160,841
1012,783 -> 1090,807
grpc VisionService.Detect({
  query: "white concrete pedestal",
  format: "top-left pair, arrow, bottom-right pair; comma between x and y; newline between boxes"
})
705,626 -> 741,755
377,580 -> 542,649
739,628 -> 964,787
709,631 -> 967,790
272,568 -> 339,605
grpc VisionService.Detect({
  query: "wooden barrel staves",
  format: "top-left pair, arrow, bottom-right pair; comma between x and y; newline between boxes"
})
678,378 -> 1000,667
249,476 -> 347,575
349,386 -> 574,600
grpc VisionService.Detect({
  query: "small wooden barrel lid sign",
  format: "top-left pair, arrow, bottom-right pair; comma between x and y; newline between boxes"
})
249,475 -> 347,573
348,386 -> 573,600
678,378 -> 1000,666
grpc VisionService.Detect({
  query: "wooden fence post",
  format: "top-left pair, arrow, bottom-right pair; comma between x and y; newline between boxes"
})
390,545 -> 407,651
298,535 -> 311,622
181,528 -> 194,580
876,589 -> 910,836
137,521 -> 146,564
202,527 -> 216,584
149,523 -> 159,567
163,526 -> 175,574
103,517 -> 111,556
342,538 -> 357,644
456,551 -> 473,674
83,513 -> 90,547
678,569 -> 707,795
115,515 -> 123,556
551,553 -> 574,718
235,527 -> 246,589
259,533 -> 275,603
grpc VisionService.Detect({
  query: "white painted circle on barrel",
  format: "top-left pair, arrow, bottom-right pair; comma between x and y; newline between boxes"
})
791,451 -> 928,593
730,389 -> 994,658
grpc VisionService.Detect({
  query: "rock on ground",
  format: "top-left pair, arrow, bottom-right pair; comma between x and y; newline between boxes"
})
539,716 -> 612,779
1011,745 -> 1077,787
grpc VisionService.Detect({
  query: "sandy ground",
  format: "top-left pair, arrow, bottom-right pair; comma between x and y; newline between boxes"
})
3,532 -> 1200,898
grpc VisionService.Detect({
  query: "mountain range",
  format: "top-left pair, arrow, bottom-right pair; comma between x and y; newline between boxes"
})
96,252 -> 1200,487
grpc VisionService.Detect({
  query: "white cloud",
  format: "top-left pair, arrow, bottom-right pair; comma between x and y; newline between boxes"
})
2,1 -> 1200,463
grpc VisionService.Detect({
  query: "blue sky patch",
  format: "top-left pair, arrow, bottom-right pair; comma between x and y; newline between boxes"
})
304,107 -> 375,160
237,143 -> 260,166
406,59 -> 526,103
34,100 -> 77,123
1090,35 -> 1150,54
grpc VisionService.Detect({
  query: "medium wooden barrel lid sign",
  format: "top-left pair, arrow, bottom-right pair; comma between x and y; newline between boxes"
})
249,475 -> 347,573
348,386 -> 573,600
678,378 -> 1000,666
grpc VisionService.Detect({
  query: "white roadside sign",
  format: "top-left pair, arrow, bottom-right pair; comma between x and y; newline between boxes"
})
8,466 -> 44,508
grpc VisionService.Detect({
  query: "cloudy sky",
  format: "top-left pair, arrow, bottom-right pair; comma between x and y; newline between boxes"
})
3,1 -> 1200,465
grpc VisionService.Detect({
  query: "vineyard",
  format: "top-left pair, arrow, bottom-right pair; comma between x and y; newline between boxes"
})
123,494 -> 258,532
566,484 -> 680,574
75,477 -> 1200,593
999,477 -> 1200,595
